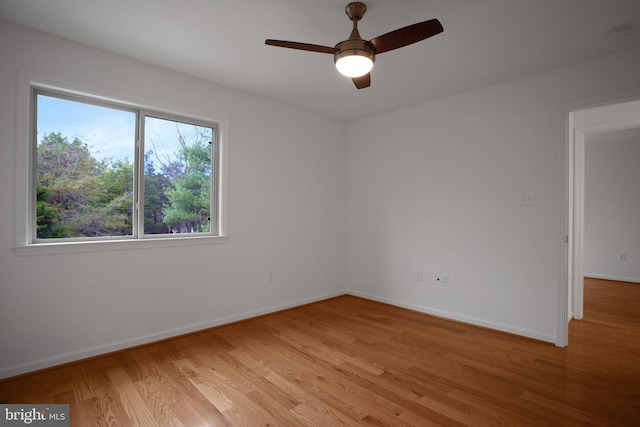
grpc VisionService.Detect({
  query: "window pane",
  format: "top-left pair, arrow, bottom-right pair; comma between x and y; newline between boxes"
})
35,94 -> 136,239
143,116 -> 212,235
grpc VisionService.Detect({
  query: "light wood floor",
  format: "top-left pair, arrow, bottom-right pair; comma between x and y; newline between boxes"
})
1,278 -> 639,426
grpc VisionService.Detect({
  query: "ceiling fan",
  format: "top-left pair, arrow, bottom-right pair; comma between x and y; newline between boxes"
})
265,2 -> 443,89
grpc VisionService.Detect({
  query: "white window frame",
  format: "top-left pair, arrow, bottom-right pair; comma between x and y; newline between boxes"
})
13,74 -> 228,256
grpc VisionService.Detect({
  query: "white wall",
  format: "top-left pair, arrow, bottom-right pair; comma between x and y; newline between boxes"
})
585,131 -> 640,282
346,46 -> 640,342
0,21 -> 347,379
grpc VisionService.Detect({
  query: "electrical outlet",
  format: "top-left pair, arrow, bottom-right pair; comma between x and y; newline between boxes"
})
268,271 -> 276,282
416,270 -> 423,282
521,192 -> 535,206
436,274 -> 449,286
619,252 -> 627,261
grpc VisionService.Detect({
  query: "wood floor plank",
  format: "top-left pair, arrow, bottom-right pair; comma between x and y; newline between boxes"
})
106,366 -> 165,426
1,278 -> 639,425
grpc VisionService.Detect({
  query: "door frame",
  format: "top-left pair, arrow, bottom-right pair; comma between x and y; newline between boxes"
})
562,97 -> 640,346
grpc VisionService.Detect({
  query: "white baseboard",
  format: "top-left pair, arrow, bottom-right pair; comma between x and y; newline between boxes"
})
0,290 -> 346,380
584,273 -> 640,284
345,289 -> 556,344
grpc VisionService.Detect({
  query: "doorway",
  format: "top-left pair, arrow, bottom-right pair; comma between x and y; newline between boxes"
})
563,98 -> 640,346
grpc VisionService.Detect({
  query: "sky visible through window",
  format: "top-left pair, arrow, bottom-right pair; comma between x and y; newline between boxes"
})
36,95 -> 202,164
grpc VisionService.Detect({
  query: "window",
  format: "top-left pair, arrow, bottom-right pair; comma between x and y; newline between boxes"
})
32,87 -> 220,244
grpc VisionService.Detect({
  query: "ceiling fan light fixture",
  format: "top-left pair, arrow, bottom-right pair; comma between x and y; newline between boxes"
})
335,53 -> 373,77
334,39 -> 375,77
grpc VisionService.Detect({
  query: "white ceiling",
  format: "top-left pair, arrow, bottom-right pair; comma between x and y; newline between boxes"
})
1,0 -> 640,122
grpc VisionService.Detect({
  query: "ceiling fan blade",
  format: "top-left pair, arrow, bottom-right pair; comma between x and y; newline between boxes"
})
352,73 -> 371,89
369,19 -> 443,54
265,39 -> 335,54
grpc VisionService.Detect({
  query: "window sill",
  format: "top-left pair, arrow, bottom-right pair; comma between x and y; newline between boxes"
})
12,235 -> 229,256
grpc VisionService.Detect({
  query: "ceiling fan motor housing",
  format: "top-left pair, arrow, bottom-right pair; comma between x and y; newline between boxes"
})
334,39 -> 376,65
